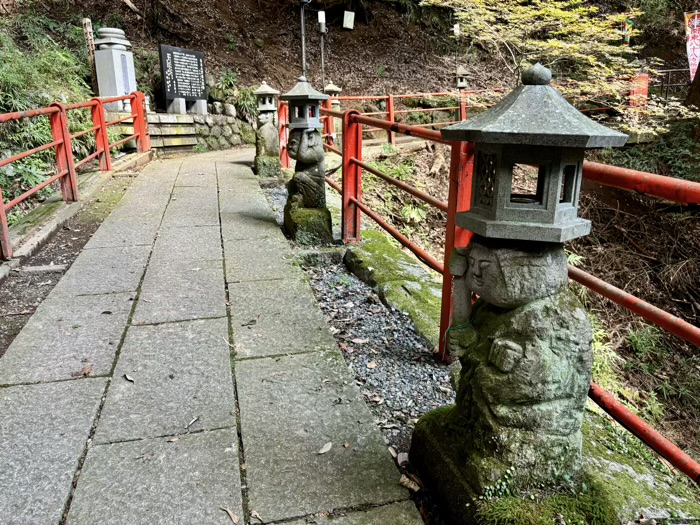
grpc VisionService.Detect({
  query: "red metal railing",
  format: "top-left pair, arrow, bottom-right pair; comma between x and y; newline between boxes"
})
317,104 -> 700,485
0,92 -> 151,260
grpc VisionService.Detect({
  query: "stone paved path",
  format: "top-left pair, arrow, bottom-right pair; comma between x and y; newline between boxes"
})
0,150 -> 422,525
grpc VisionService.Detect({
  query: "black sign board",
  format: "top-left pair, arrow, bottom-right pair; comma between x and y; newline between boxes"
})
159,44 -> 207,101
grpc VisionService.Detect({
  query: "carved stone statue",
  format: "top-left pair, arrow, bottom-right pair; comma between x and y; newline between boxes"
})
286,129 -> 327,208
283,128 -> 333,245
254,113 -> 281,178
410,235 -> 592,520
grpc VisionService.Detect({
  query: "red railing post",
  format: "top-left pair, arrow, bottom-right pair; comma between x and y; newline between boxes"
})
629,73 -> 649,107
0,190 -> 11,260
324,99 -> 335,146
342,110 -> 362,242
459,92 -> 467,121
438,141 -> 474,360
278,102 -> 291,169
131,92 -> 151,153
90,98 -> 112,171
386,95 -> 396,146
49,103 -> 79,202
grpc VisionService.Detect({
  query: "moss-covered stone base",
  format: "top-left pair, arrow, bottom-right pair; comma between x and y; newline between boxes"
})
343,229 -> 442,346
284,203 -> 333,246
255,155 -> 281,179
410,405 -> 700,524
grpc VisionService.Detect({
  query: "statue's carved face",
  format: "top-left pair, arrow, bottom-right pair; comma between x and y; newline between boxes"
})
288,129 -> 324,163
466,238 -> 568,308
467,245 -> 503,302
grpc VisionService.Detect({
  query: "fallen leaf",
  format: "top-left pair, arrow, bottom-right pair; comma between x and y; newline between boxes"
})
438,385 -> 452,394
351,338 -> 369,344
343,442 -> 350,448
367,361 -> 377,369
220,507 -> 239,524
185,416 -> 200,430
166,437 -> 179,443
388,446 -> 398,458
191,267 -> 202,272
318,442 -> 332,454
399,474 -> 421,493
123,374 -> 135,383
250,510 -> 263,522
339,342 -> 348,350
72,363 -> 93,377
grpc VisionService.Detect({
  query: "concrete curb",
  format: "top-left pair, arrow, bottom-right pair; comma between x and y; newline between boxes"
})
0,151 -> 153,284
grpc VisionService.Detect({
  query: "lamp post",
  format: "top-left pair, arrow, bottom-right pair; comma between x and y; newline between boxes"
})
300,0 -> 312,78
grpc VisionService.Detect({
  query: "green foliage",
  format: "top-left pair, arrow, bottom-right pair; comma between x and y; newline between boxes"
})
627,324 -> 665,361
590,318 -> 624,393
376,65 -> 387,78
133,49 -> 160,99
422,0 -> 640,101
216,68 -> 239,93
0,12 -> 110,220
226,34 -> 238,52
598,101 -> 700,182
235,87 -> 258,122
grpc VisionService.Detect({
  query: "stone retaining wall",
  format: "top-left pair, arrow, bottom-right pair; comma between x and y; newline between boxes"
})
106,112 -> 256,152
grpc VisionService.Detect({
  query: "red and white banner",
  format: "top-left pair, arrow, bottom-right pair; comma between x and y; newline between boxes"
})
685,11 -> 700,81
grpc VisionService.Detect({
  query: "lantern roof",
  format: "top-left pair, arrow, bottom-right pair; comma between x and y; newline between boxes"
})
280,76 -> 329,101
254,81 -> 280,96
441,63 -> 628,148
456,66 -> 468,76
324,81 -> 342,95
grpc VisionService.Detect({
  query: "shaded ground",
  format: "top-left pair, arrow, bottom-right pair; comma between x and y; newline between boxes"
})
0,172 -> 138,358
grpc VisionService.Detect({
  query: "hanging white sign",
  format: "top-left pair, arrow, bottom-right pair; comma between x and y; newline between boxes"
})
343,11 -> 355,30
685,11 -> 700,81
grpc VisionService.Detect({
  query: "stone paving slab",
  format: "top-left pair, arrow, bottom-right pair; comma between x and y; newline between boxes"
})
236,350 -> 408,522
176,160 -> 218,187
220,209 -> 281,242
127,159 -> 181,193
0,292 -> 133,385
95,318 -> 235,444
286,502 -> 423,524
150,225 -> 223,263
67,429 -> 243,525
224,238 -> 298,283
216,162 -> 257,185
161,186 -> 220,228
0,379 -> 106,525
104,192 -> 172,223
83,218 -> 160,249
231,276 -> 337,358
219,188 -> 272,215
51,244 -> 151,296
133,258 -> 226,325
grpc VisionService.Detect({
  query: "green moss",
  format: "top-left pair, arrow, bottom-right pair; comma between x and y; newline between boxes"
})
581,410 -> 700,519
343,229 -> 443,347
476,473 -> 618,525
239,122 -> 256,145
284,204 -> 333,246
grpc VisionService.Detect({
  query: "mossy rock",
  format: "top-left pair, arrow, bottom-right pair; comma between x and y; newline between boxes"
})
411,405 -> 700,524
284,203 -> 333,246
255,156 -> 281,178
240,122 -> 256,145
343,229 -> 442,347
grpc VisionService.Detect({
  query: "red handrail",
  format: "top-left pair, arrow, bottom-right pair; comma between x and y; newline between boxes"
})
318,104 -> 700,485
0,92 -> 150,259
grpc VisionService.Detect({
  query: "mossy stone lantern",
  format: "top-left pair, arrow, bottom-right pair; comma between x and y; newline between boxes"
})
280,76 -> 329,130
254,81 -> 280,113
456,66 -> 468,90
441,63 -> 628,243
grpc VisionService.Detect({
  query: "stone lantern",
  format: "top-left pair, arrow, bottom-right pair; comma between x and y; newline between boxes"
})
254,81 -> 279,114
455,65 -> 468,89
324,81 -> 342,107
279,77 -> 332,245
441,63 -> 627,243
253,81 -> 281,179
280,76 -> 329,130
409,64 -> 628,525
